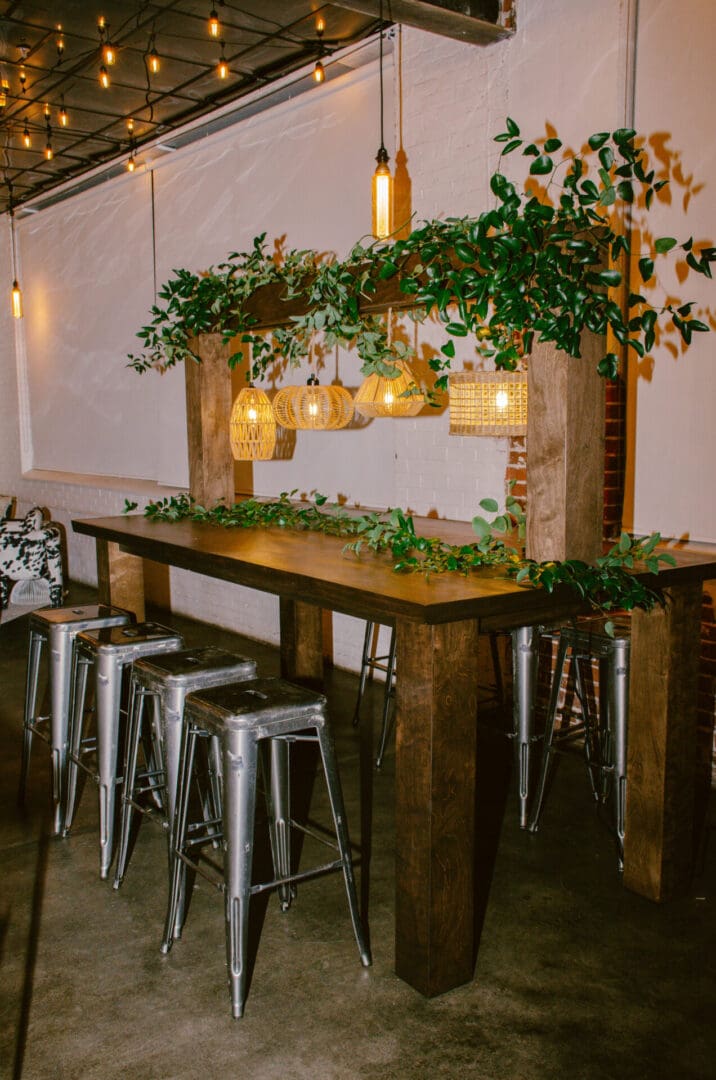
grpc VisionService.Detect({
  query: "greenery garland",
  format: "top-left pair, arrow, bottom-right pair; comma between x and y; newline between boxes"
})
124,491 -> 676,634
128,119 -> 715,393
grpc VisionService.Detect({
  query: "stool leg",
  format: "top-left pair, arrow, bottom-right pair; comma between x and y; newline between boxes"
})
573,655 -> 600,802
223,729 -> 259,1019
113,685 -> 148,889
48,628 -> 74,835
609,639 -> 630,870
511,625 -> 539,829
529,635 -> 569,833
95,653 -> 125,879
267,738 -> 293,911
161,722 -> 199,953
374,627 -> 396,769
19,629 -> 44,807
63,653 -> 92,835
352,621 -> 375,728
315,721 -> 371,968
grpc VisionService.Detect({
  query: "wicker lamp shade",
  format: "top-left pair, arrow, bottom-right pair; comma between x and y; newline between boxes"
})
354,360 -> 424,418
448,370 -> 528,436
229,385 -> 276,460
274,376 -> 355,431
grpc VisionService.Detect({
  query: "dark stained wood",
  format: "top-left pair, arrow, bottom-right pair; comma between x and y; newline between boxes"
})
624,582 -> 703,900
95,538 -> 145,621
279,597 -> 324,689
526,334 -> 605,563
185,334 -> 235,507
395,617 -> 478,995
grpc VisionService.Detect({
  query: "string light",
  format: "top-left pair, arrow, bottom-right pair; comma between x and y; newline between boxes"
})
126,117 -> 135,135
148,47 -> 160,74
99,64 -> 110,89
217,42 -> 229,79
56,25 -> 65,59
313,60 -> 325,84
22,124 -> 31,148
103,40 -> 116,66
126,152 -> 136,173
43,102 -> 51,118
19,64 -> 27,93
59,97 -> 68,127
208,7 -> 221,38
45,138 -> 53,161
314,17 -> 326,84
0,79 -> 8,109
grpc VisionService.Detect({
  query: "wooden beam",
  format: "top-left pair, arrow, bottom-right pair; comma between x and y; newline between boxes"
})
526,333 -> 606,563
185,333 -> 235,507
624,582 -> 703,901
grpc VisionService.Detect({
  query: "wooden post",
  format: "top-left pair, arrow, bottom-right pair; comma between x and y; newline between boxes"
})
394,617 -> 478,996
279,597 -> 324,689
185,333 -> 235,507
526,334 -> 606,563
623,582 -> 703,901
96,539 -> 146,621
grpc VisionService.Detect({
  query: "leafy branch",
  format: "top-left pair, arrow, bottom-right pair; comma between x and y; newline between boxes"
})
127,491 -> 675,627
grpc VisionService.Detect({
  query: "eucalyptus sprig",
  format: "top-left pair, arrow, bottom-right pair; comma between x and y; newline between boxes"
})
128,491 -> 673,627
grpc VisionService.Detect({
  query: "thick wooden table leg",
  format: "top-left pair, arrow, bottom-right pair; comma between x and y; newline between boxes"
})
623,582 -> 703,901
279,597 -> 324,688
95,539 -> 146,621
394,617 -> 479,996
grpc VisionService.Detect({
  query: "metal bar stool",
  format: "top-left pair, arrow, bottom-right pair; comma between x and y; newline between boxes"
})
352,620 -> 396,768
18,604 -> 134,835
528,615 -> 631,868
64,621 -> 184,878
113,646 -> 258,898
161,676 -> 371,1019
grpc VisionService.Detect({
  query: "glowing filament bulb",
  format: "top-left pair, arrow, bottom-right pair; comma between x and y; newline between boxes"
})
247,407 -> 257,422
99,64 -> 110,88
148,49 -> 160,74
316,17 -> 326,34
127,154 -> 136,172
209,9 -> 220,37
57,25 -> 65,56
45,140 -> 53,161
22,125 -> 31,148
372,148 -> 393,240
126,117 -> 134,135
59,103 -> 68,127
384,389 -> 394,406
44,102 -> 51,118
103,42 -> 116,65
98,16 -> 106,30
12,280 -> 23,319
495,389 -> 509,411
313,60 -> 325,84
217,56 -> 229,79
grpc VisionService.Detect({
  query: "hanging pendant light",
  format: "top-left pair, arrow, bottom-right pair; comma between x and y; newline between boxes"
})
8,185 -> 23,319
274,375 -> 354,431
229,384 -> 276,460
448,370 -> 528,436
354,310 -> 424,418
371,0 -> 393,239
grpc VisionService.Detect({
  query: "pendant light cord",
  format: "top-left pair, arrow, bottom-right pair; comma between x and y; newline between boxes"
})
379,0 -> 385,152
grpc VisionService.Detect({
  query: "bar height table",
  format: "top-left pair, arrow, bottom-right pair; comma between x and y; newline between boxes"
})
72,513 -> 715,998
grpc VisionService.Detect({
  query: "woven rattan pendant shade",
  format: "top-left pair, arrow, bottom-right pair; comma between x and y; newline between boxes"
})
354,360 -> 424,418
274,376 -> 354,431
229,385 -> 276,460
448,370 -> 528,436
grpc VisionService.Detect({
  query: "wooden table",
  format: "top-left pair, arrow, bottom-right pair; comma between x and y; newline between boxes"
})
73,513 -> 715,997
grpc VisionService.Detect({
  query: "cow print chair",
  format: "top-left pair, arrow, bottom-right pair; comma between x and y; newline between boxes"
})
0,506 -> 64,610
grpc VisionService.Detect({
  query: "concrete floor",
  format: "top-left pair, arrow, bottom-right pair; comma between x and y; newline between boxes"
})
1,585 -> 714,1080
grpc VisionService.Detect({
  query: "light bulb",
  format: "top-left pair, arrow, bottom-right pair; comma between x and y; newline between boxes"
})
247,407 -> 257,422
209,9 -> 220,37
103,42 -> 116,66
0,81 -> 7,109
99,64 -> 110,88
44,102 -> 51,118
126,117 -> 134,134
22,125 -> 30,148
11,280 -> 23,319
45,141 -> 53,161
98,16 -> 106,30
372,148 -> 393,240
313,60 -> 325,84
59,104 -> 68,127
316,17 -> 326,34
384,390 -> 394,406
148,49 -> 160,74
57,25 -> 65,57
495,389 -> 509,411
127,154 -> 136,172
217,55 -> 229,79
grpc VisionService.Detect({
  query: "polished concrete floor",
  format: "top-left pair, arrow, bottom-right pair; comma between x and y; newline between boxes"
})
1,585 -> 714,1080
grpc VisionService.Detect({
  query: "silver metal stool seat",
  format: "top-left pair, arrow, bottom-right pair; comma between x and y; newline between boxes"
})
113,646 -> 258,893
18,603 -> 134,835
64,621 -> 184,878
528,615 -> 631,868
161,676 -> 372,1019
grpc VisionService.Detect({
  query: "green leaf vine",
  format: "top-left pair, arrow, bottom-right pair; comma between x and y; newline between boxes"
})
129,120 -> 715,391
129,490 -> 676,628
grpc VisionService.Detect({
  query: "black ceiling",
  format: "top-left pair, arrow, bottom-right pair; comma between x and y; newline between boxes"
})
0,2 -> 383,215
0,1 -> 510,216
